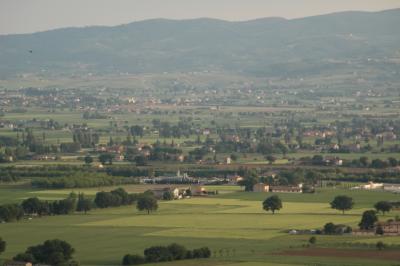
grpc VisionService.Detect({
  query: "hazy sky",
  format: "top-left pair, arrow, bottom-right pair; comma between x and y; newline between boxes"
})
1,0 -> 400,35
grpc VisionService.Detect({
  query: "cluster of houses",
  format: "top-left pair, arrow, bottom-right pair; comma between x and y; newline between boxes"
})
303,129 -> 397,141
351,182 -> 400,193
353,220 -> 400,236
151,184 -> 212,199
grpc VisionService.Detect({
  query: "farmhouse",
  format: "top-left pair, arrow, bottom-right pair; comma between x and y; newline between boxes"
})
377,220 -> 400,236
226,175 -> 243,184
269,185 -> 302,193
352,181 -> 383,190
253,183 -> 269,192
353,220 -> 400,236
384,184 -> 400,193
152,187 -> 181,199
191,185 -> 207,196
324,156 -> 343,166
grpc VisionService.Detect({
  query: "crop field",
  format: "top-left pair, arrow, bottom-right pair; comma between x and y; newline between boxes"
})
1,185 -> 400,266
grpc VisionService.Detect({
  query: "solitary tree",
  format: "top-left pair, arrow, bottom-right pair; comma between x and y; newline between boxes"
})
359,210 -> 378,230
0,237 -> 6,254
265,155 -> 276,165
263,195 -> 282,214
137,195 -> 158,214
308,236 -> 316,245
330,195 -> 354,214
374,201 -> 392,215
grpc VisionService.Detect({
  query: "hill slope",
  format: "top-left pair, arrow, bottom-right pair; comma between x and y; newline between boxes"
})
0,9 -> 400,78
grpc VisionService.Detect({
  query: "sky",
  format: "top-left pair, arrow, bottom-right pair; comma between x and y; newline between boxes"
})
0,0 -> 400,35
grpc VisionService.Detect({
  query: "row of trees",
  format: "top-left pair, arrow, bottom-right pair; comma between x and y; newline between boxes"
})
123,243 -> 211,265
330,196 -> 394,216
347,156 -> 399,169
94,188 -> 137,208
0,188 -> 160,224
31,173 -> 137,189
261,194 -> 394,217
0,193 -> 92,222
94,189 -> 159,214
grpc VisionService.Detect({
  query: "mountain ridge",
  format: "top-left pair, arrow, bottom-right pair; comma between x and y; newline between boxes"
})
0,9 -> 399,79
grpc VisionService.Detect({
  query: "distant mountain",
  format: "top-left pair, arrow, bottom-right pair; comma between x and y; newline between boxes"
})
0,9 -> 400,78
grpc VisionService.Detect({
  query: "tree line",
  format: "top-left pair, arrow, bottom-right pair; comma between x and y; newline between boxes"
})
123,243 -> 211,265
0,193 -> 92,222
31,173 -> 138,189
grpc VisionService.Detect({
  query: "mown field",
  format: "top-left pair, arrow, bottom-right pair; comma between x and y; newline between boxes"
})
1,185 -> 400,266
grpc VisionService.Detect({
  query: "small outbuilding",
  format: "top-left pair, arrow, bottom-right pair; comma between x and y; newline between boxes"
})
253,183 -> 269,192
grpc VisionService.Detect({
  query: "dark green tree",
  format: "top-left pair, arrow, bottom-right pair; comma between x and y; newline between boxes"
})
262,195 -> 282,214
17,239 -> 75,266
144,246 -> 172,262
13,252 -> 34,263
76,193 -> 92,214
122,254 -> 145,265
359,210 -> 378,230
323,222 -> 336,234
21,197 -> 43,215
167,243 -> 187,260
84,155 -> 93,165
0,204 -> 24,222
265,155 -> 276,165
330,195 -> 354,214
0,237 -> 6,254
163,191 -> 174,201
374,201 -> 392,215
137,195 -> 158,214
98,153 -> 113,165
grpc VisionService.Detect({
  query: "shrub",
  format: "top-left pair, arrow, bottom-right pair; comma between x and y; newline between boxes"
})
122,254 -> 145,265
323,222 -> 351,235
0,204 -> 24,222
124,244 -> 211,264
376,241 -> 386,250
13,252 -> 35,263
163,191 -> 174,201
144,246 -> 173,262
0,237 -> 6,254
14,239 -> 74,265
167,243 -> 187,260
192,247 -> 211,258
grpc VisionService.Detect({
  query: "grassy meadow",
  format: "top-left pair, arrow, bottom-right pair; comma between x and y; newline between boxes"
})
1,185 -> 400,266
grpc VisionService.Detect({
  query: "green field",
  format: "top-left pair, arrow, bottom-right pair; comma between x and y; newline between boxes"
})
1,185 -> 400,266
